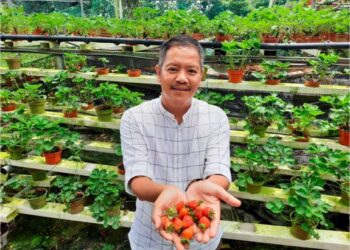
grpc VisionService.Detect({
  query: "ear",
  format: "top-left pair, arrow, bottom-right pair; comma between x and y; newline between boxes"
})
155,64 -> 161,81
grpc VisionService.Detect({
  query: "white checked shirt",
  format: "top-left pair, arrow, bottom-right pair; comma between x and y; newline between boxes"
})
120,97 -> 232,250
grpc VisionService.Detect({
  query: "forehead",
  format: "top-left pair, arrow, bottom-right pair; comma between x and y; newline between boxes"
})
163,45 -> 201,68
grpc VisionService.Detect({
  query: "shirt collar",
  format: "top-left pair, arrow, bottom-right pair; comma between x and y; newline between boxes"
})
157,96 -> 196,124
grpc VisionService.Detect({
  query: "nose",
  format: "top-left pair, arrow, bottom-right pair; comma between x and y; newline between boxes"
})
175,69 -> 188,84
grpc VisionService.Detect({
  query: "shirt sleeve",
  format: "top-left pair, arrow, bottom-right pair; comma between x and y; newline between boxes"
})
120,109 -> 155,196
203,108 -> 232,183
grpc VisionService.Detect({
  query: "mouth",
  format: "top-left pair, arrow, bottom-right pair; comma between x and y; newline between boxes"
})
171,86 -> 190,91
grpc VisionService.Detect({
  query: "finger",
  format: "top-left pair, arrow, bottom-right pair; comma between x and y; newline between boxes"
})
202,228 -> 211,243
215,187 -> 241,207
173,233 -> 185,250
160,229 -> 174,241
194,224 -> 203,242
209,208 -> 220,238
152,203 -> 164,229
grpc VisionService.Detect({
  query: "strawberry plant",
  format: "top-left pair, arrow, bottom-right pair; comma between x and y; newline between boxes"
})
195,90 -> 235,114
55,86 -> 80,114
232,136 -> 295,193
252,60 -> 290,84
64,53 -> 87,72
305,53 -> 339,84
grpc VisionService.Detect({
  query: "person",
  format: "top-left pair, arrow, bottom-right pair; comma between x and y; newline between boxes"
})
120,35 -> 241,250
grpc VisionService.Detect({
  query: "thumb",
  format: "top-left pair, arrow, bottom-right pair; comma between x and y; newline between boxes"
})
216,187 -> 241,207
152,204 -> 163,229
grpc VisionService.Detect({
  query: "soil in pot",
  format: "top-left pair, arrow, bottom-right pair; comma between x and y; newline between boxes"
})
95,105 -> 113,122
27,188 -> 48,210
339,127 -> 350,147
127,69 -> 141,77
43,146 -> 62,165
68,192 -> 84,214
227,69 -> 244,83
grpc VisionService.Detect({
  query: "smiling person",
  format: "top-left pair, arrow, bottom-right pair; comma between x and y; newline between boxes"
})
120,35 -> 241,250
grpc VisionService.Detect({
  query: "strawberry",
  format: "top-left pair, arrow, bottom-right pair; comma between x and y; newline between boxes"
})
172,217 -> 183,233
178,207 -> 189,219
181,226 -> 194,246
186,200 -> 202,210
164,206 -> 178,220
161,215 -> 174,233
193,206 -> 203,221
202,206 -> 215,220
182,215 -> 194,228
176,201 -> 185,213
198,216 -> 211,232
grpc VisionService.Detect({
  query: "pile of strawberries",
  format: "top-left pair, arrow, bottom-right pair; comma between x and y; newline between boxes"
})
160,200 -> 214,246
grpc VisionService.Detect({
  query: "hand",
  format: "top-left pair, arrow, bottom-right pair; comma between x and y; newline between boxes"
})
152,186 -> 187,250
186,180 -> 241,244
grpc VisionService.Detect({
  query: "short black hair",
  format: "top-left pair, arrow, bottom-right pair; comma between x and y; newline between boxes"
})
158,35 -> 204,70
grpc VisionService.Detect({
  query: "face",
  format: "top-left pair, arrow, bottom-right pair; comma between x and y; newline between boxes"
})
155,45 -> 202,110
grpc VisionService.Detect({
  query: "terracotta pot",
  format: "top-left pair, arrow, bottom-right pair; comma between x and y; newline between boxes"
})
127,69 -> 141,77
266,79 -> 280,85
96,67 -> 110,75
215,34 -> 233,42
5,58 -> 21,69
191,33 -> 205,40
227,69 -> 244,83
335,33 -> 350,42
306,35 -> 322,43
81,102 -> 94,110
291,224 -> 310,240
304,79 -> 320,88
32,27 -> 44,35
246,181 -> 264,194
68,192 -> 84,214
99,28 -> 113,37
117,162 -> 125,175
63,110 -> 78,118
43,147 -> 62,165
113,106 -> 125,114
1,103 -> 16,112
262,35 -> 280,43
339,127 -> 350,147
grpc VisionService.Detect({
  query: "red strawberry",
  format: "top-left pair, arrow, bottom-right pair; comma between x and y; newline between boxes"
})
172,217 -> 183,233
181,226 -> 194,245
186,200 -> 202,210
198,216 -> 211,232
178,207 -> 189,219
202,207 -> 215,220
182,215 -> 194,228
193,206 -> 203,221
176,201 -> 185,213
161,215 -> 174,232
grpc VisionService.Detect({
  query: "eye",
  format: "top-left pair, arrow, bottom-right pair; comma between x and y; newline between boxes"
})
167,67 -> 178,73
188,69 -> 198,75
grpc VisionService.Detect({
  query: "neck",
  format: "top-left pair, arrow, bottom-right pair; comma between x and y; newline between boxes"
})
161,97 -> 192,124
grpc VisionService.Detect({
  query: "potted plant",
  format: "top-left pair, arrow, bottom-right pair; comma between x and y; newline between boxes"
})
0,89 -> 17,112
266,171 -> 331,240
320,93 -> 350,146
304,53 -> 339,87
242,94 -> 288,137
232,136 -> 295,194
5,56 -> 21,70
307,144 -> 350,206
252,60 -> 290,85
127,59 -> 142,77
92,82 -> 118,122
86,169 -> 125,229
111,87 -> 144,114
211,11 -> 235,42
221,36 -> 261,83
64,53 -> 87,73
72,77 -> 95,110
42,71 -> 68,105
48,175 -> 84,214
112,64 -> 126,74
96,57 -> 110,75
2,70 -> 23,89
21,83 -> 46,114
195,90 -> 235,115
54,86 -> 80,118
287,103 -> 324,142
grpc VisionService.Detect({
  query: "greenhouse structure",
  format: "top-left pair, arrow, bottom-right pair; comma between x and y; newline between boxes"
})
0,0 -> 349,249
